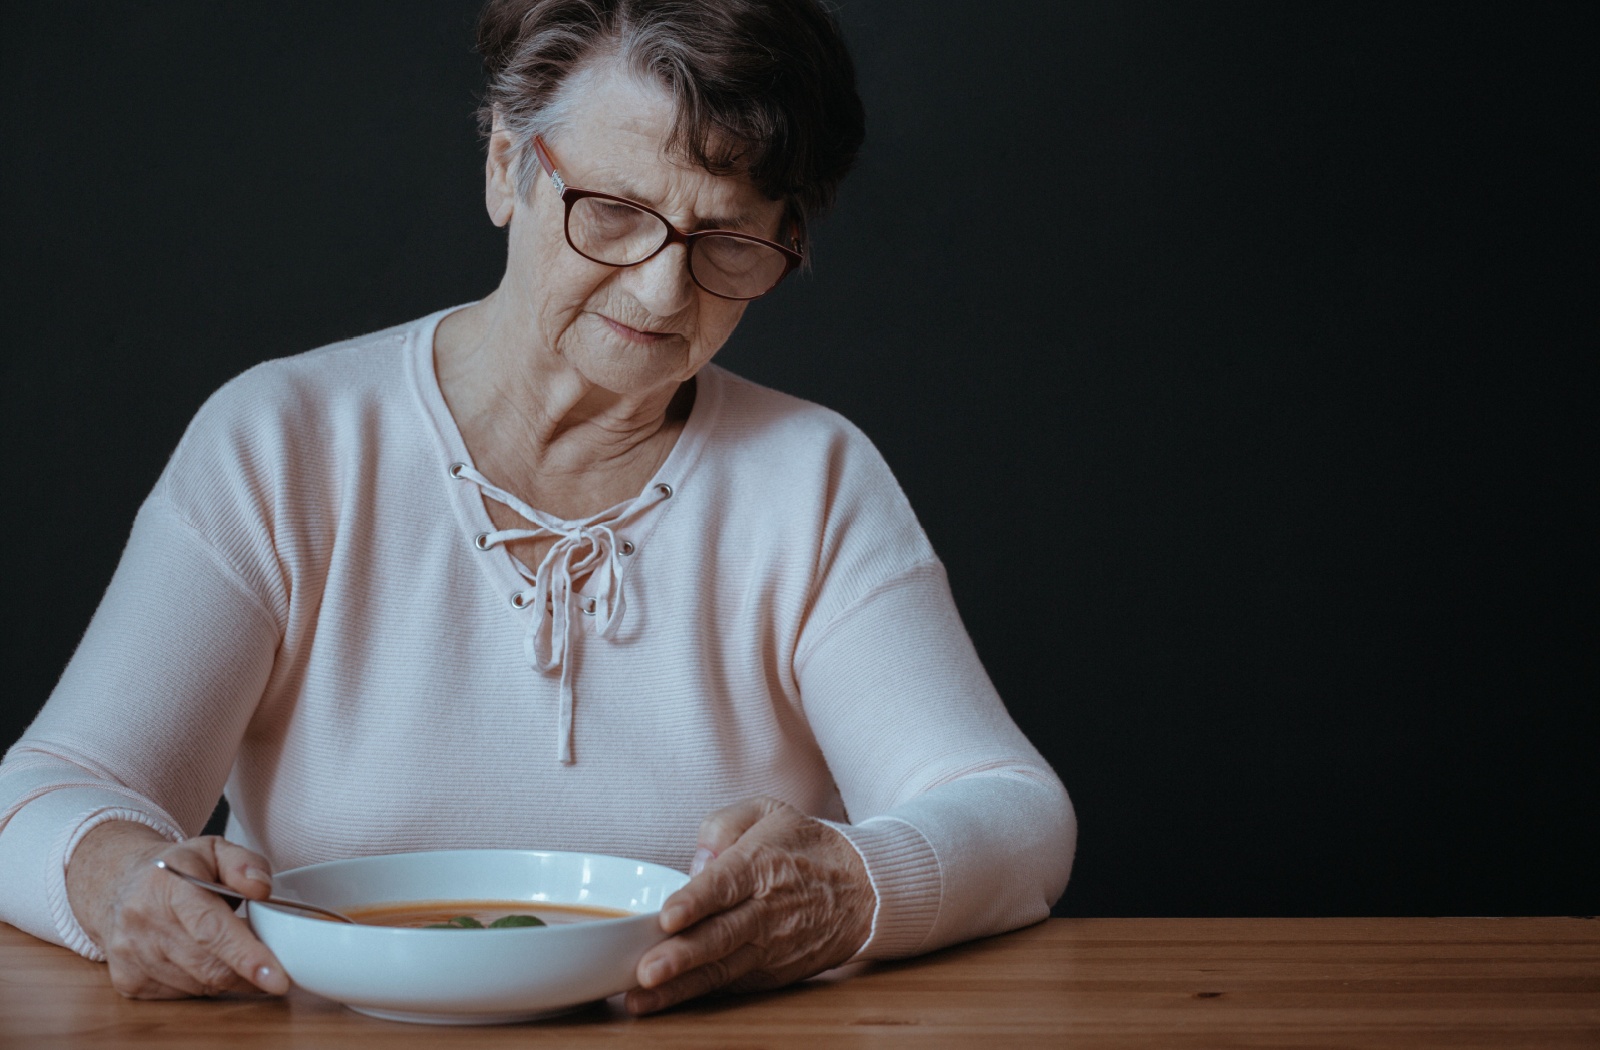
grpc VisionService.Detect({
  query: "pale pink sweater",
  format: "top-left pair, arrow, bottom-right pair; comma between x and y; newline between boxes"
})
0,307 -> 1075,963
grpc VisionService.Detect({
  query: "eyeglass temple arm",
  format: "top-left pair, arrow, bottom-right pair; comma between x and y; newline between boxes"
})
533,134 -> 565,193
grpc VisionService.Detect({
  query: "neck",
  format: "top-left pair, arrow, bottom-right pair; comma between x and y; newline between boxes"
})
434,293 -> 691,518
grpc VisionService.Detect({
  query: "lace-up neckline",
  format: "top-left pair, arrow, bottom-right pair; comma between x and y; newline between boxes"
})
413,304 -> 720,765
450,462 -> 673,764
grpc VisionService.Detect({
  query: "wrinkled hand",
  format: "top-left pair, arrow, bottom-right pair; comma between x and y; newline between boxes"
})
625,796 -> 874,1014
69,823 -> 289,999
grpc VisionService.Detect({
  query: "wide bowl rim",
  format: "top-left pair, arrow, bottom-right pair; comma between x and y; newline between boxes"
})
253,847 -> 687,931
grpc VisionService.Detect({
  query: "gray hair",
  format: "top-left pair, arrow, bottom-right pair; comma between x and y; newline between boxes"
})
489,45 -> 619,203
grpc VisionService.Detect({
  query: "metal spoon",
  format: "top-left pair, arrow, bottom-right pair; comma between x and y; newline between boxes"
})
153,859 -> 356,923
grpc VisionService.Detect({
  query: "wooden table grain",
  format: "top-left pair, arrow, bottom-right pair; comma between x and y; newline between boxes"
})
3,917 -> 1596,1048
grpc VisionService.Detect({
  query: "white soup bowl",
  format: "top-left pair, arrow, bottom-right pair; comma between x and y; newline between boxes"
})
247,849 -> 688,1025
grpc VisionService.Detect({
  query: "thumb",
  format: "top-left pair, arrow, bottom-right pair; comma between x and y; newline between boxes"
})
206,837 -> 274,901
692,796 -> 787,875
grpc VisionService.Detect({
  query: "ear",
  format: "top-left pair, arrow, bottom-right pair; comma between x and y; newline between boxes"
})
484,111 -> 518,228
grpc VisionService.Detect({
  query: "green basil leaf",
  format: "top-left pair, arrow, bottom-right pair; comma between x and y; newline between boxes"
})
448,915 -> 484,928
489,914 -> 546,928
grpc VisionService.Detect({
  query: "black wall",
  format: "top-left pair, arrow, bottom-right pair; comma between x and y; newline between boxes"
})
2,3 -> 1593,918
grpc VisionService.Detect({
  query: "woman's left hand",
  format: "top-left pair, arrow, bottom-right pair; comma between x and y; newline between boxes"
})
625,796 -> 875,1014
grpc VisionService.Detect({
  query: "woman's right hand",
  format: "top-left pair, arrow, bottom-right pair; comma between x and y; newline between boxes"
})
65,821 -> 289,999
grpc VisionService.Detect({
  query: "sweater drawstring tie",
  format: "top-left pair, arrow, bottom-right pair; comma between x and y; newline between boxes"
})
451,464 -> 669,764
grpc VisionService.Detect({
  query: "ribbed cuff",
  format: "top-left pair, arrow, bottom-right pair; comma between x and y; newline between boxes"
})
50,805 -> 186,962
817,816 -> 942,961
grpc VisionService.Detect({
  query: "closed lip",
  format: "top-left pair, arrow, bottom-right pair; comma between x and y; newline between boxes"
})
600,314 -> 675,343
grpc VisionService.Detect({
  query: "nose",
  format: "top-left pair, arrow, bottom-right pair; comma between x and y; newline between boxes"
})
623,242 -> 695,318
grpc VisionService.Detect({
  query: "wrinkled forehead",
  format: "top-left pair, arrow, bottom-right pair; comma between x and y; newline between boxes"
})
546,63 -> 783,232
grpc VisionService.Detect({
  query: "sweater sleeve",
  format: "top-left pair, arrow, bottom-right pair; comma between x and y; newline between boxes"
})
796,560 -> 1076,960
0,494 -> 279,959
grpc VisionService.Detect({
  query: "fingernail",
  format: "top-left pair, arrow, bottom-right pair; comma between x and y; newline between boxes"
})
661,905 -> 685,931
642,960 -> 668,987
690,847 -> 713,876
245,867 -> 271,885
255,965 -> 280,991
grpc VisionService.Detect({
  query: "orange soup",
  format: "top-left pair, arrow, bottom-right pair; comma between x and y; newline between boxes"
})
345,900 -> 632,929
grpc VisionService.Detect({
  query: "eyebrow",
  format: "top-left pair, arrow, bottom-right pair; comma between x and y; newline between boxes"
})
604,177 -> 767,234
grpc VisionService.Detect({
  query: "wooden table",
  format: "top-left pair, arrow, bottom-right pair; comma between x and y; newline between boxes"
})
3,917 -> 1596,1048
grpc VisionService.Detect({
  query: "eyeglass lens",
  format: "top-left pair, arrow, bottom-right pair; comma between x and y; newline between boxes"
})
567,197 -> 789,299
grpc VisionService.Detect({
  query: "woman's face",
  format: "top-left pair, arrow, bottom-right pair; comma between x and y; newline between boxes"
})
486,64 -> 788,400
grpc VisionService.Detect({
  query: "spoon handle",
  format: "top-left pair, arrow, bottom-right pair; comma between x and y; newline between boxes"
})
153,859 -> 356,923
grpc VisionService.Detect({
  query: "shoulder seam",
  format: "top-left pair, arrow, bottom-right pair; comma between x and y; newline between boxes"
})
144,493 -> 286,641
793,557 -> 946,676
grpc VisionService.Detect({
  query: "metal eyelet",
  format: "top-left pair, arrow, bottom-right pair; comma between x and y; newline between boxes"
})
474,532 -> 491,551
655,483 -> 673,498
582,598 -> 597,615
620,540 -> 636,556
449,462 -> 467,479
510,591 -> 528,609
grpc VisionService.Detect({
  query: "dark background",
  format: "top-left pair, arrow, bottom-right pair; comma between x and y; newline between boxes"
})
1,3 -> 1593,918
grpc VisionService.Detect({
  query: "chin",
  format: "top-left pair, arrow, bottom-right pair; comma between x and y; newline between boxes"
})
564,328 -> 697,395
577,351 -> 691,399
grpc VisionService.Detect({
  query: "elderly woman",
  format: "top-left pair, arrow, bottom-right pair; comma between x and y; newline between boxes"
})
0,0 -> 1074,1013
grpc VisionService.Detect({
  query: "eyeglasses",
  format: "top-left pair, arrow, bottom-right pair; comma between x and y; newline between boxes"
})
532,134 -> 802,302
